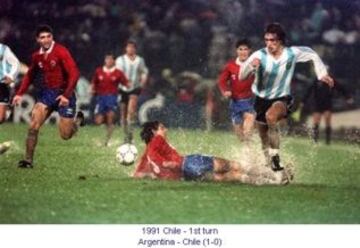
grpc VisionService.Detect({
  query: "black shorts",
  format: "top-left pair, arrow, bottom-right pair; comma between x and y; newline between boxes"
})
0,84 -> 10,105
313,101 -> 332,113
254,96 -> 294,124
119,88 -> 142,104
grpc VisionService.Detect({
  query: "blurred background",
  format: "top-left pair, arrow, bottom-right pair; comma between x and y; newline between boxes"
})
1,0 -> 359,141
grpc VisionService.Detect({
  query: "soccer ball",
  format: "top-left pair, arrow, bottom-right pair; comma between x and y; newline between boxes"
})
116,143 -> 138,166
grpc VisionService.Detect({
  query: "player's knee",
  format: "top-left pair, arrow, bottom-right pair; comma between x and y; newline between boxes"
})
60,132 -> 72,140
94,119 -> 102,125
265,113 -> 277,125
59,128 -> 73,140
29,121 -> 41,130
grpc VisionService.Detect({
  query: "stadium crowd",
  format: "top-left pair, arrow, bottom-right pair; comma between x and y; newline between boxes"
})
0,0 -> 359,127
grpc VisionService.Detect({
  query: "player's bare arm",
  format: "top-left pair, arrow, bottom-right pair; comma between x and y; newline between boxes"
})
320,75 -> 334,88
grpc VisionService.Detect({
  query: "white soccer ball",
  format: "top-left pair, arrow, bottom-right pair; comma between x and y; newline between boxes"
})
116,143 -> 138,166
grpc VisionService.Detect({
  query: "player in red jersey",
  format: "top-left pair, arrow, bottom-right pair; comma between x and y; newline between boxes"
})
218,39 -> 255,142
133,121 -> 292,185
12,25 -> 84,168
91,53 -> 128,146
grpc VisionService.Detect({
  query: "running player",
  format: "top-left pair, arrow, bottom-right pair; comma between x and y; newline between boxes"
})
12,25 -> 83,168
115,40 -> 149,143
91,53 -> 128,146
133,121 -> 292,185
218,39 -> 255,141
239,23 -> 334,171
0,43 -> 20,154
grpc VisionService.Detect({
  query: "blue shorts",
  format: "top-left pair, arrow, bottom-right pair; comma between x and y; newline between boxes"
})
182,154 -> 214,181
36,88 -> 76,118
229,98 -> 255,124
94,95 -> 118,115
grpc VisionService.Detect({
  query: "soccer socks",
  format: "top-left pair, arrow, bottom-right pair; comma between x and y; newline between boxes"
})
25,129 -> 39,163
325,126 -> 332,145
268,125 -> 280,151
105,124 -> 115,146
312,124 -> 319,143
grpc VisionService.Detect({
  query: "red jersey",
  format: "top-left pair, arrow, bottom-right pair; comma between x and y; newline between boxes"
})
91,66 -> 128,95
135,135 -> 184,180
17,42 -> 80,98
218,58 -> 254,100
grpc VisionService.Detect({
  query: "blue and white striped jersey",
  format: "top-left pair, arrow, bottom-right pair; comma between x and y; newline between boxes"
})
115,54 -> 149,92
0,43 -> 20,83
240,46 -> 328,99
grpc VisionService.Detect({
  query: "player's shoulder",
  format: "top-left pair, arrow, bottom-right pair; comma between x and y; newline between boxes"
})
249,49 -> 264,58
151,135 -> 166,145
226,59 -> 237,66
115,54 -> 125,61
0,43 -> 9,51
53,43 -> 72,55
289,46 -> 314,53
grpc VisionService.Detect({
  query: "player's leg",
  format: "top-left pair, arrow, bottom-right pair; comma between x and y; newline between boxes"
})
94,95 -> 105,125
323,110 -> 332,145
104,110 -> 115,146
212,158 -> 289,185
0,85 -> 11,154
57,94 -> 83,140
265,101 -> 287,171
0,104 -> 10,154
120,101 -> 128,142
233,123 -> 244,141
0,104 -> 6,124
312,112 -> 321,143
18,103 -> 51,168
94,114 -> 104,125
242,112 -> 255,141
257,122 -> 270,165
126,94 -> 139,143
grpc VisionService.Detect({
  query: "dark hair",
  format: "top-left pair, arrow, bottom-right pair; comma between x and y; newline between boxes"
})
126,40 -> 137,48
104,52 -> 114,58
265,23 -> 286,44
35,24 -> 53,37
236,38 -> 251,49
140,121 -> 160,144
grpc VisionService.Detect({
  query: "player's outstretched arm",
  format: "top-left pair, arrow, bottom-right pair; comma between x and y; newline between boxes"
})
320,75 -> 334,88
239,52 -> 260,80
294,46 -> 332,86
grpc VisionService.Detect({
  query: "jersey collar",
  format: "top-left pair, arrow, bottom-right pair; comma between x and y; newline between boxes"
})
39,41 -> 55,54
103,66 -> 116,73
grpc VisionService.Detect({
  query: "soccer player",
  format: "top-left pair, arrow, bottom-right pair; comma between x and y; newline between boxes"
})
301,79 -> 353,144
0,43 -> 20,155
115,40 -> 149,143
239,23 -> 334,171
91,53 -> 128,146
218,39 -> 255,141
12,25 -> 83,168
133,121 -> 292,185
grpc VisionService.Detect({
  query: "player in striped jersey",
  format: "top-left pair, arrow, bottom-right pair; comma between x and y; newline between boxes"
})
115,41 -> 149,143
0,43 -> 20,155
240,23 -> 334,171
